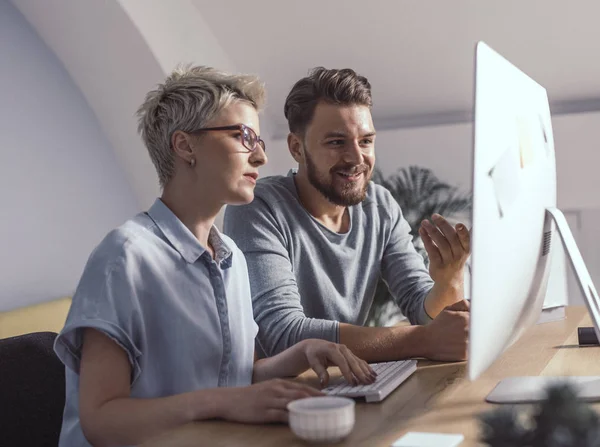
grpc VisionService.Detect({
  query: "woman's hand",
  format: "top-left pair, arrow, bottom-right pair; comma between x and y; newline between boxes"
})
252,339 -> 376,386
300,339 -> 377,387
222,379 -> 323,423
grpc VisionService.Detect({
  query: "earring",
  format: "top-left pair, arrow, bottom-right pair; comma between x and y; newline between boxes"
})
189,158 -> 196,168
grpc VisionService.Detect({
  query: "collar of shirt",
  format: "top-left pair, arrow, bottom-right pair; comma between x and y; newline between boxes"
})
146,199 -> 233,267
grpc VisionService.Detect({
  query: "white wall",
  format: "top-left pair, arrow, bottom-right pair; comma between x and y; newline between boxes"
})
12,0 -> 164,210
0,0 -> 138,311
13,0 -> 248,212
371,113 -> 599,308
375,112 -> 600,212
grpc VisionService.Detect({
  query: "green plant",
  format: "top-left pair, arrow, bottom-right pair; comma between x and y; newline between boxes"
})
367,166 -> 472,327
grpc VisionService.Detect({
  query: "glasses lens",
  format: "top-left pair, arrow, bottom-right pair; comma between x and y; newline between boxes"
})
242,126 -> 256,151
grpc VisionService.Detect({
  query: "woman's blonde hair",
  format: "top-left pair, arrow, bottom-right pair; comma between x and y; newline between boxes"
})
137,65 -> 266,187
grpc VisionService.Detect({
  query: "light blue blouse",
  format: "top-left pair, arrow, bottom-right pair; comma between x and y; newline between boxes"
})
54,199 -> 258,446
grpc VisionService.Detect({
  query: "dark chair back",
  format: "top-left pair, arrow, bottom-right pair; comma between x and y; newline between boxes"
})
0,331 -> 65,447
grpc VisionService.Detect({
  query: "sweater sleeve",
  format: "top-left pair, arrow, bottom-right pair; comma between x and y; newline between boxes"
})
379,191 -> 435,325
223,199 -> 339,356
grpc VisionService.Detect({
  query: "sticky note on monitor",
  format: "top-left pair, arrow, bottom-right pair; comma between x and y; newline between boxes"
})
517,115 -> 535,169
489,144 -> 522,218
391,431 -> 464,447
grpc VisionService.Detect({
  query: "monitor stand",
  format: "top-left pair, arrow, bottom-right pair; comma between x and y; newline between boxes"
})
486,207 -> 600,404
487,376 -> 600,403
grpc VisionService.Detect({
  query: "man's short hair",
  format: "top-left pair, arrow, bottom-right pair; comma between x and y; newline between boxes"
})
283,67 -> 372,136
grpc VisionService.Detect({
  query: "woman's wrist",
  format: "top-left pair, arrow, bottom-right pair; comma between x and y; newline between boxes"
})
188,387 -> 233,421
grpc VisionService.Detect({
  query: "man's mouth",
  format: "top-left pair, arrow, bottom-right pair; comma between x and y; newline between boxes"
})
335,171 -> 364,181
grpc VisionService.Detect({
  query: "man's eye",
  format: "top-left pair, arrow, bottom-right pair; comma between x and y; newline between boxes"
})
361,139 -> 374,145
327,140 -> 344,146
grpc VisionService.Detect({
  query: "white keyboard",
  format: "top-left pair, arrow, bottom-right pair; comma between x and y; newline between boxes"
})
323,359 -> 417,402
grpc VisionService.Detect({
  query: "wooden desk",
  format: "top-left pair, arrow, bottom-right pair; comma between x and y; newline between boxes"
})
142,307 -> 600,447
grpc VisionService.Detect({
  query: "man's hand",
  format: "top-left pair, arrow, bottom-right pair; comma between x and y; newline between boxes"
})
422,300 -> 470,361
419,214 -> 471,288
223,379 -> 323,424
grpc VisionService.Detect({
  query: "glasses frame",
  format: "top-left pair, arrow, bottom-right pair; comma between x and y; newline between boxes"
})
189,124 -> 266,153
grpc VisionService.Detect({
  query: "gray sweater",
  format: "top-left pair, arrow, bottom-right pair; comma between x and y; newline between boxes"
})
223,171 -> 434,356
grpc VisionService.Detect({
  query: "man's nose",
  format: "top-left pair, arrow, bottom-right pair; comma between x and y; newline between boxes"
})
342,141 -> 364,165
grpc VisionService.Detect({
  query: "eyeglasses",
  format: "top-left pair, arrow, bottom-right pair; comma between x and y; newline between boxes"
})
190,124 -> 266,153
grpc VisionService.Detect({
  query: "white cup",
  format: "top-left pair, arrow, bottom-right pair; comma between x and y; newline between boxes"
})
287,396 -> 355,443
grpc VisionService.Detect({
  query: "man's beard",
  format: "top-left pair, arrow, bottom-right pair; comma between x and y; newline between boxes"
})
305,150 -> 371,206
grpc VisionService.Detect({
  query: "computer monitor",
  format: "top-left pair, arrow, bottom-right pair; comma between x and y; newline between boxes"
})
468,42 -> 600,401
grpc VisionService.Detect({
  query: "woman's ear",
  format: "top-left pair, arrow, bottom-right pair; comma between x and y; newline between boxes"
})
288,132 -> 304,163
171,130 -> 195,165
